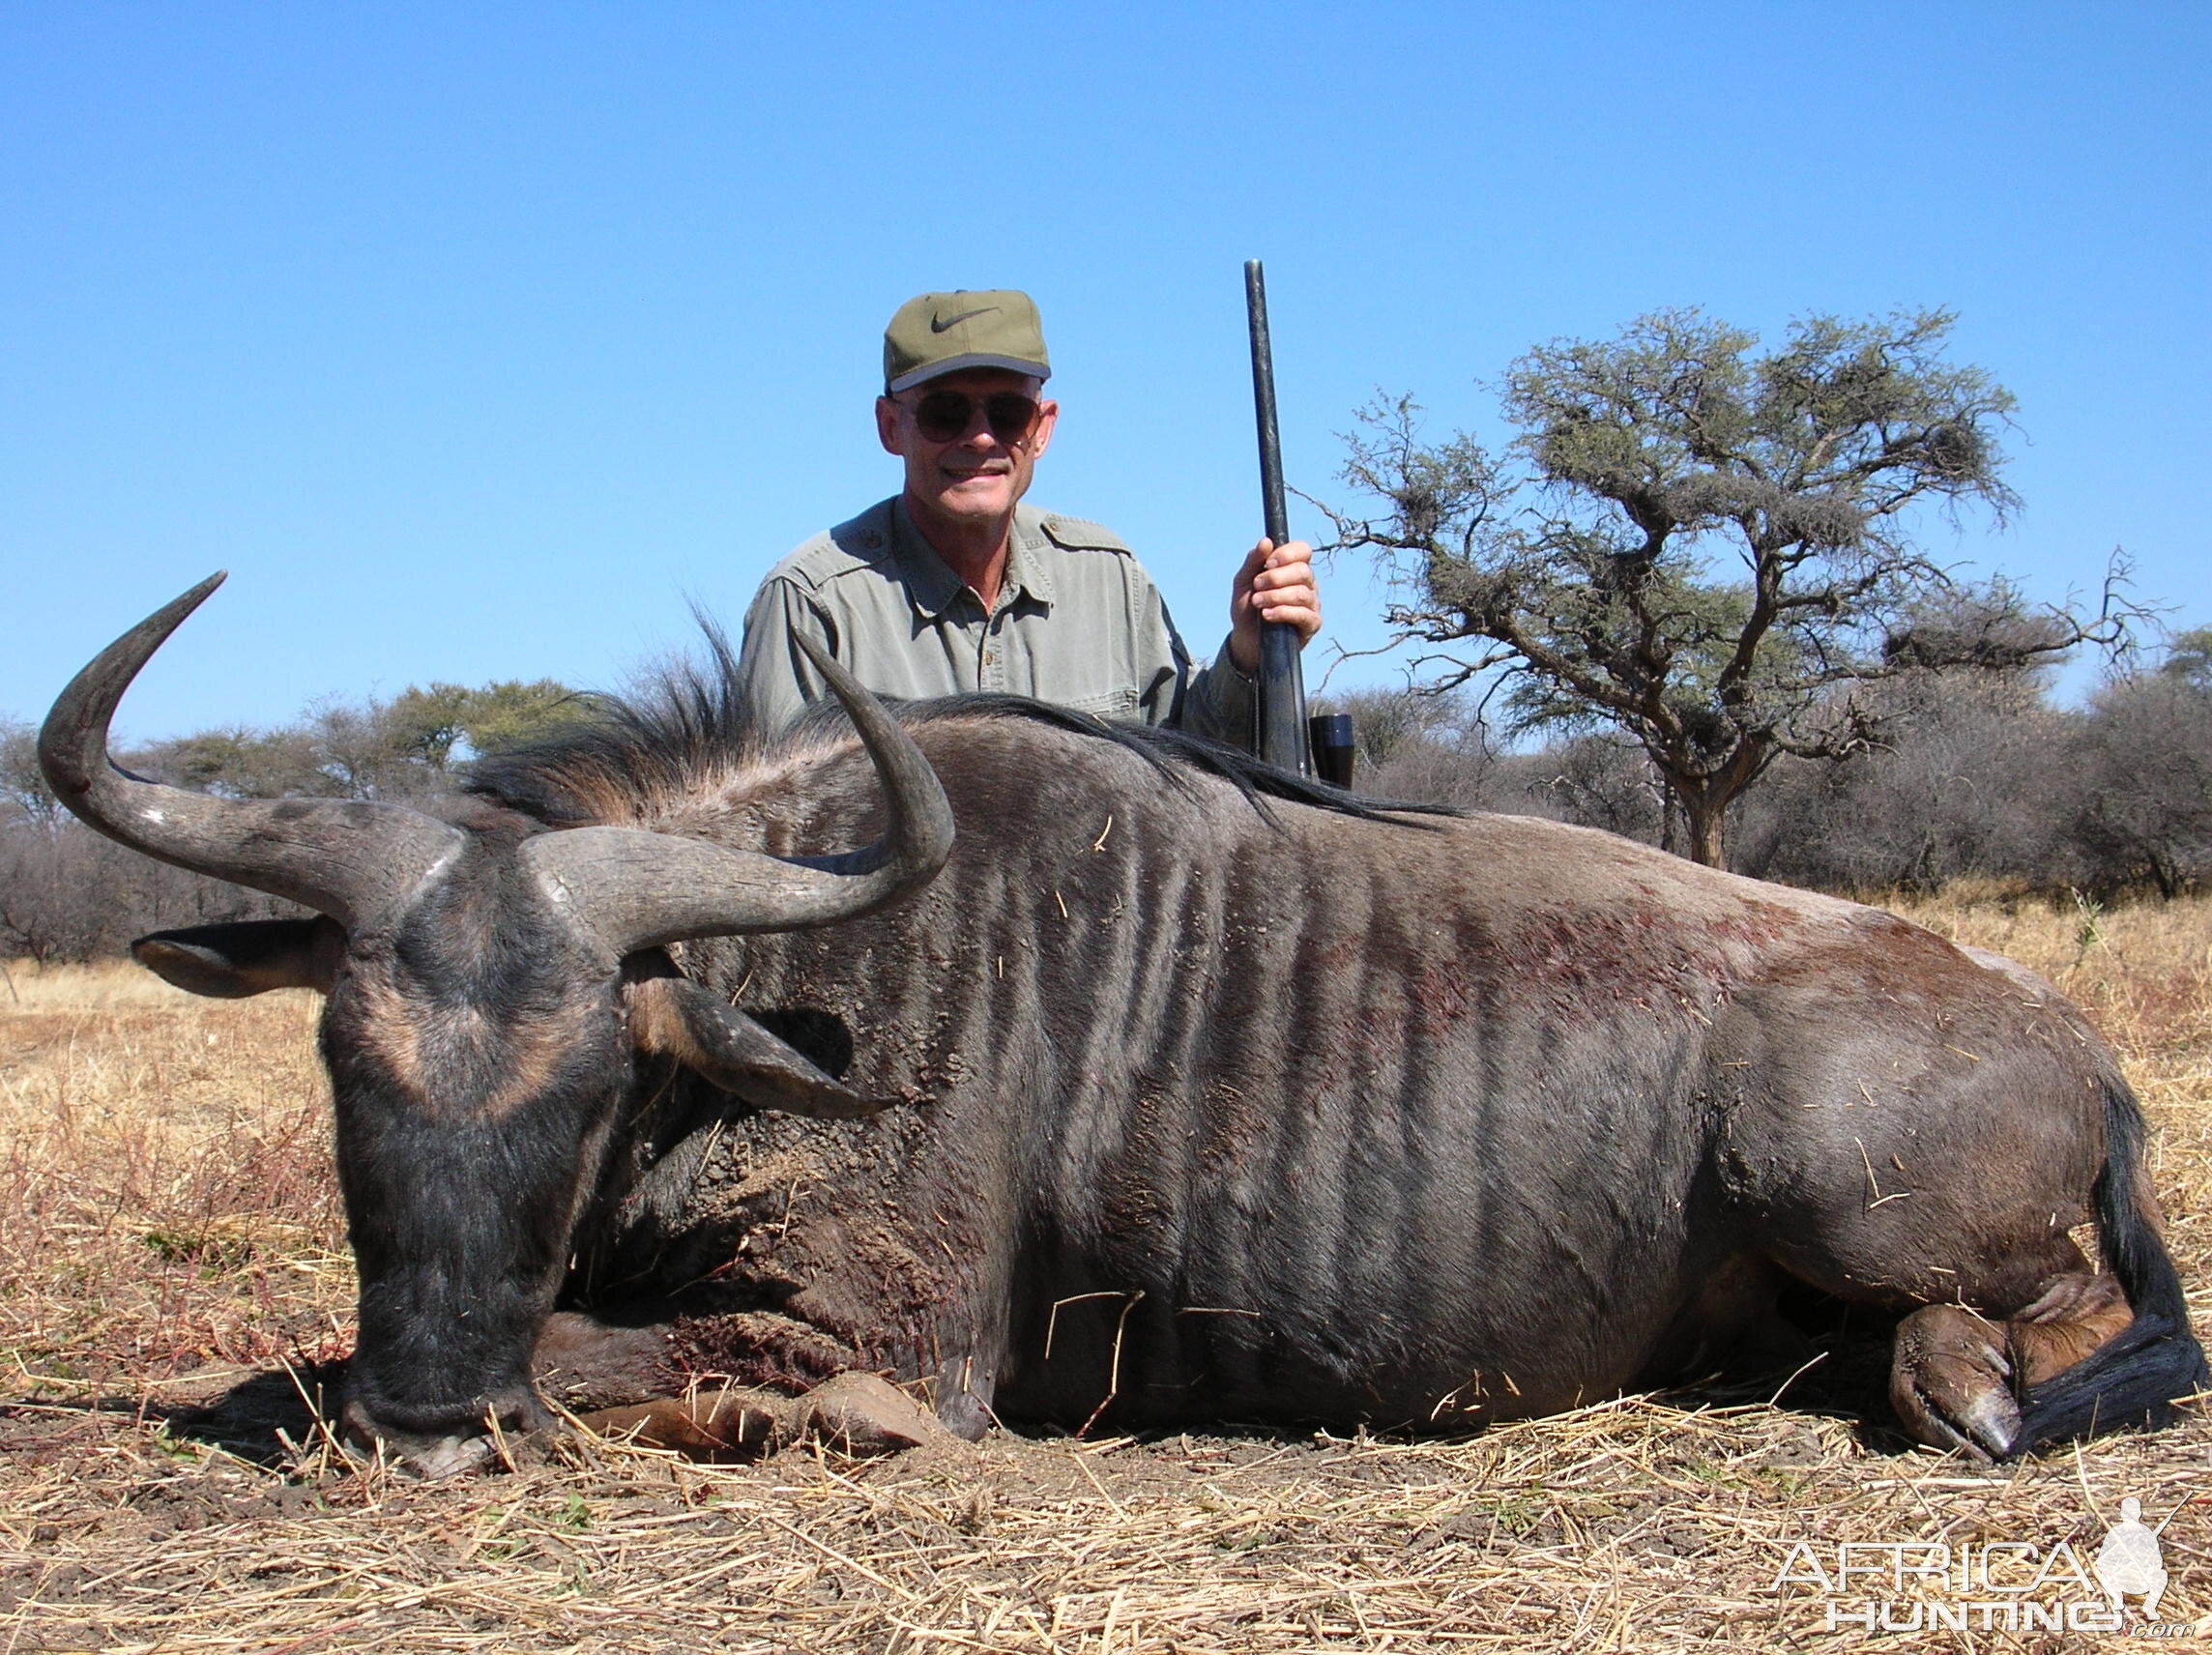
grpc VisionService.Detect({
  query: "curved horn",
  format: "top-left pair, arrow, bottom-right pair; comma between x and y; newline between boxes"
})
39,573 -> 464,931
523,634 -> 953,955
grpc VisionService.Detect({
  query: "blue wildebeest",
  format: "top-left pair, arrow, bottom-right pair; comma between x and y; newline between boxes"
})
42,577 -> 2206,1473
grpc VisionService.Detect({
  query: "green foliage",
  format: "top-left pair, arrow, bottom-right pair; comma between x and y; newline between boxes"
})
152,727 -> 330,800
384,679 -> 585,768
2160,626 -> 2212,693
381,683 -> 478,769
452,679 -> 588,756
1324,307 -> 2118,865
124,678 -> 591,804
1,674 -> 592,961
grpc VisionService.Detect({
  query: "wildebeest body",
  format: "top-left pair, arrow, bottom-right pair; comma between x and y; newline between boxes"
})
44,580 -> 2202,1466
555,710 -> 2114,1435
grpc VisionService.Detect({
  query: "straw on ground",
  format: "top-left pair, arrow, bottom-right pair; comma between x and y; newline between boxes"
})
3,891 -> 2207,1651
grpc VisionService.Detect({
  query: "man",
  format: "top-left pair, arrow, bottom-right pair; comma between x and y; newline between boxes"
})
733,290 -> 1321,750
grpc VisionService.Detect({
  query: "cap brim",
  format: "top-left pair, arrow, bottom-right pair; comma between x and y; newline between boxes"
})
887,354 -> 1053,394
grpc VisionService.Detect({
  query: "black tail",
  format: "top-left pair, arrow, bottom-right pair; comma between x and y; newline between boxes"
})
2015,1061 -> 2207,1447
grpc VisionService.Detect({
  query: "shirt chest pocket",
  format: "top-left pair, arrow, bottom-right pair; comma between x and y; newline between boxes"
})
1059,685 -> 1141,720
998,609 -> 1139,717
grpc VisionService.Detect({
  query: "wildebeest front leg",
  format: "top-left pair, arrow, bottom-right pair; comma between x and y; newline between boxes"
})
532,1312 -> 684,1411
1891,1273 -> 2134,1460
578,1374 -> 954,1461
531,1312 -> 967,1461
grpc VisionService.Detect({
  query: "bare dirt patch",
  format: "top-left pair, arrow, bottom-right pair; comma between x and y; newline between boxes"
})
2,899 -> 2208,1652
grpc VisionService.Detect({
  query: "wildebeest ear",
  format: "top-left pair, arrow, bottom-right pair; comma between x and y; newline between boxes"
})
626,976 -> 891,1119
132,917 -> 346,999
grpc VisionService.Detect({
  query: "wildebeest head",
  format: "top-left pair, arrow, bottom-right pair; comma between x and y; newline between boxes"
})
40,576 -> 952,1472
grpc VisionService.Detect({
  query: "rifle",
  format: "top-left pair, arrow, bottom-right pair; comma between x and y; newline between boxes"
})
1243,260 -> 1309,776
1244,261 -> 1354,787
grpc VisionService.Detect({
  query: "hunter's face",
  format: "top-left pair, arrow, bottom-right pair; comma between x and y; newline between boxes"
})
878,368 -> 1057,531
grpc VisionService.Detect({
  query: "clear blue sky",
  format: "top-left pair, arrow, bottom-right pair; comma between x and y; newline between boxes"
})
5,3 -> 2205,740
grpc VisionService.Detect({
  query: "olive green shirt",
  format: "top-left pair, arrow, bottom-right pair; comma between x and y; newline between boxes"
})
734,497 -> 1256,748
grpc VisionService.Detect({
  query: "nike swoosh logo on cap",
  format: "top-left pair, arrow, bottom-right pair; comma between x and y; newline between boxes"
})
931,306 -> 999,333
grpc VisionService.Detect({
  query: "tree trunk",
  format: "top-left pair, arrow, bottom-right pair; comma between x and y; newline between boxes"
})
1683,798 -> 1727,868
1667,742 -> 1767,869
1667,778 -> 1732,869
2149,852 -> 2179,902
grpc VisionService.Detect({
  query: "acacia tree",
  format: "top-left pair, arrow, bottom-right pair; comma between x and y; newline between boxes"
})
1321,307 -> 2124,866
130,677 -> 585,802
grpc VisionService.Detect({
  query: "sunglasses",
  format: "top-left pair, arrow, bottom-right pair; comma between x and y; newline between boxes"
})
907,390 -> 1042,444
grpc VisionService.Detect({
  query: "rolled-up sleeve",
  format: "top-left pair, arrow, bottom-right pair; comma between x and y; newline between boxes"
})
1181,637 -> 1256,749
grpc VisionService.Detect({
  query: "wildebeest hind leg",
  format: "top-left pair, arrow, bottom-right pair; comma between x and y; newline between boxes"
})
1640,1255 -> 1815,1389
1891,1272 -> 2133,1461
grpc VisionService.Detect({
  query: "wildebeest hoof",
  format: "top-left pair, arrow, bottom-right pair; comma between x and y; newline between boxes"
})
1892,1304 -> 2023,1461
390,1432 -> 504,1479
338,1390 -> 553,1479
337,1405 -> 506,1480
791,1373 -> 954,1456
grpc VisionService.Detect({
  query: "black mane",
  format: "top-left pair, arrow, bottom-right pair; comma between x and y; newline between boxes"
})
465,624 -> 1454,828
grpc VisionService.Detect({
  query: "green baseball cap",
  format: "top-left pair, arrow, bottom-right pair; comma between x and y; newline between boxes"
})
883,290 -> 1051,393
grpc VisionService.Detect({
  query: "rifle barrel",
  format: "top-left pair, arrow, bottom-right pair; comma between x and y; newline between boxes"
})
1243,260 -> 1311,776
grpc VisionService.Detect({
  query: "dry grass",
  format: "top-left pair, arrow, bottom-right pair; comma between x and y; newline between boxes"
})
2,895 -> 2209,1653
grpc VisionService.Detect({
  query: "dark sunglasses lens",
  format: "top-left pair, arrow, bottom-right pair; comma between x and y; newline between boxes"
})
911,392 -> 1039,442
983,393 -> 1038,440
914,392 -> 972,442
